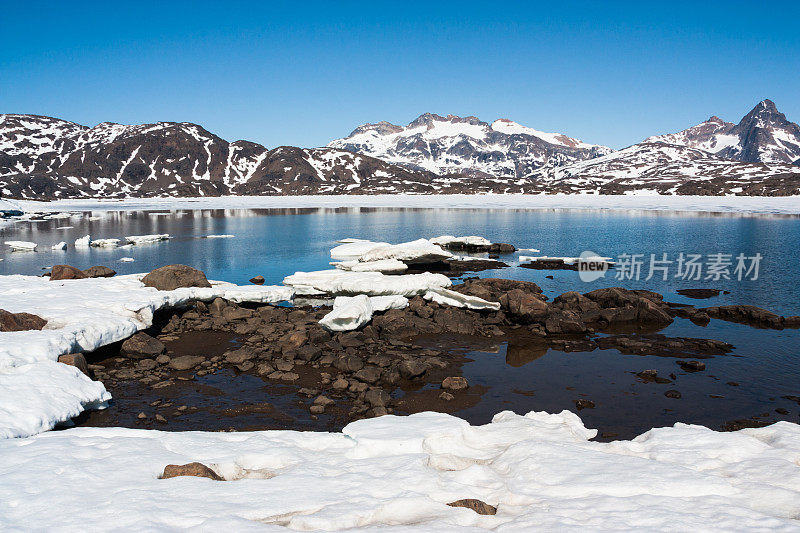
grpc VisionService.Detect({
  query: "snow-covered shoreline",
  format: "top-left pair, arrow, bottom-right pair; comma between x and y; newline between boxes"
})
13,194 -> 800,215
1,410 -> 799,531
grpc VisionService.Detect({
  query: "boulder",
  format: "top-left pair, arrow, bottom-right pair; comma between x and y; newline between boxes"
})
447,499 -> 497,515
499,289 -> 548,323
50,265 -> 88,281
399,359 -> 428,379
702,305 -> 785,329
0,309 -> 47,332
453,278 -> 543,303
224,347 -> 256,365
57,353 -> 89,376
364,389 -> 390,407
169,355 -> 205,371
120,332 -> 165,359
141,264 -> 211,291
83,266 -> 116,278
249,275 -> 265,285
442,376 -> 469,390
161,463 -> 223,481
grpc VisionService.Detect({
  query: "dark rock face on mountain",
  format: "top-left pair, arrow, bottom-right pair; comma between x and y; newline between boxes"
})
646,100 -> 800,165
328,112 -> 613,179
2,99 -> 800,199
0,115 -> 491,198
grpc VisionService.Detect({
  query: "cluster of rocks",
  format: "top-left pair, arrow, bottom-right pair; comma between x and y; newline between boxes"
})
435,241 -> 516,254
48,264 -> 116,280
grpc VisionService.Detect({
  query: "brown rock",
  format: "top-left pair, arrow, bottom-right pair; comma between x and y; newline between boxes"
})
224,347 -> 256,365
447,499 -> 497,515
83,266 -> 116,278
169,355 -> 204,371
500,289 -> 548,323
575,399 -> 595,410
161,462 -> 223,481
120,332 -> 165,359
0,309 -> 47,332
399,360 -> 428,379
442,376 -> 468,390
50,265 -> 88,281
364,389 -> 390,407
141,264 -> 211,291
249,275 -> 265,285
57,353 -> 89,375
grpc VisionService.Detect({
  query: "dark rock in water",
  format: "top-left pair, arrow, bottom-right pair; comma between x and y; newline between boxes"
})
676,288 -> 721,299
50,265 -> 88,281
677,360 -> 706,372
702,305 -> 788,329
121,332 -> 165,359
0,309 -> 47,331
57,353 -> 89,375
545,310 -> 587,334
447,499 -> 497,515
545,275 -> 554,279
722,418 -> 770,431
399,360 -> 428,379
441,376 -> 468,390
597,334 -> 733,358
83,265 -> 116,278
664,390 -> 682,399
775,408 -> 790,415
575,399 -> 595,410
783,395 -> 800,405
224,347 -> 256,364
161,462 -> 223,481
520,258 -> 579,271
249,275 -> 265,285
501,289 -> 548,324
141,264 -> 211,291
453,278 -> 543,304
169,355 -> 205,371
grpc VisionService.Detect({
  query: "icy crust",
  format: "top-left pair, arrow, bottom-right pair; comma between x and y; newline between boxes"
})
424,288 -> 501,311
332,258 -> 408,273
283,269 -> 452,297
1,411 -> 799,531
0,275 -> 294,438
319,294 -> 409,332
360,238 -> 454,264
0,362 -> 111,439
3,240 -> 37,251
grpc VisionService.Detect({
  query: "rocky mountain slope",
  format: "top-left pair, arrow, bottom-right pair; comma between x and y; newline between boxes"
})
328,113 -> 613,179
644,100 -> 800,165
2,99 -> 799,199
0,115 -> 496,198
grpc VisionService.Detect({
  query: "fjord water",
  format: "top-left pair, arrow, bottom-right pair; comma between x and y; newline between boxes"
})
2,207 -> 799,436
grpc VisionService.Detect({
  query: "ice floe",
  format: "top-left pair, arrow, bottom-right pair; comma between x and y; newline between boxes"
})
119,257 -> 135,262
330,240 -> 390,260
74,235 -> 91,247
205,234 -> 235,239
4,241 -> 37,251
423,287 -> 501,310
125,234 -> 170,244
89,238 -> 120,248
359,238 -> 454,264
283,269 -> 451,297
1,410 -> 798,530
51,241 -> 67,250
430,235 -> 492,247
332,258 -> 408,273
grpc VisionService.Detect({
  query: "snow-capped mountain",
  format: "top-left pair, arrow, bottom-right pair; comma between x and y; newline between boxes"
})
532,142 -> 800,195
327,113 -> 612,179
0,114 -> 494,198
645,100 -> 800,165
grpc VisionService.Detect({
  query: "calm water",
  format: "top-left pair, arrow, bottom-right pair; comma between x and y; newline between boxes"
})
3,207 -> 800,434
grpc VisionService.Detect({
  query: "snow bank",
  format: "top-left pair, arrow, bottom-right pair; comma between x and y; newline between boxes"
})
4,240 -> 37,251
424,287 -> 501,311
0,274 -> 294,438
0,410 -> 798,530
333,258 -> 408,273
319,294 -> 409,332
330,240 -> 389,260
283,269 -> 451,297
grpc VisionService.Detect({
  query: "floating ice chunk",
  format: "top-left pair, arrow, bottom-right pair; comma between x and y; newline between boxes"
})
319,294 -> 409,331
4,241 -> 37,251
90,238 -> 120,248
51,242 -> 67,251
205,234 -> 235,239
283,269 -> 451,297
74,235 -> 91,248
520,255 -> 614,266
124,234 -> 170,244
330,240 -> 389,260
423,287 -> 501,310
333,258 -> 408,273
359,238 -> 454,264
518,248 -> 541,253
55,226 -> 73,230
430,235 -> 492,247
335,238 -> 371,243
119,257 -> 135,262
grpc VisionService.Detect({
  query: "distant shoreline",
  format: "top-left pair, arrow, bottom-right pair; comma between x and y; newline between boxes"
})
14,194 -> 800,216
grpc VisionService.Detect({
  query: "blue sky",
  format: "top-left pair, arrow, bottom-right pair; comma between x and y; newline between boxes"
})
2,1 -> 798,149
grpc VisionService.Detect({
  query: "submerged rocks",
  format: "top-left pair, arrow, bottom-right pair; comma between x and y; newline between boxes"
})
141,264 -> 211,291
442,376 -> 468,390
597,334 -> 734,358
120,332 -> 165,359
161,463 -> 223,481
50,265 -> 88,281
0,309 -> 47,331
701,305 -> 793,330
676,288 -> 721,299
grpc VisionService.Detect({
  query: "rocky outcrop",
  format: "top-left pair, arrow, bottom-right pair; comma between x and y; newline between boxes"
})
0,309 -> 47,331
160,463 -> 223,481
141,265 -> 211,291
83,266 -> 116,278
50,265 -> 88,281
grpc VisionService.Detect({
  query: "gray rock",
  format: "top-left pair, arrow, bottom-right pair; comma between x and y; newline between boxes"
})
169,355 -> 204,371
141,265 -> 211,291
120,332 -> 165,359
